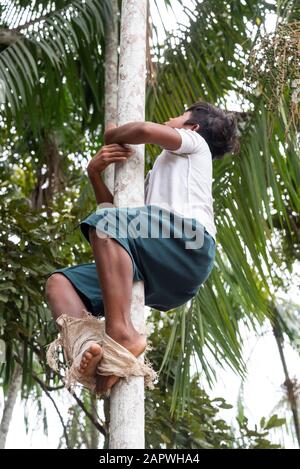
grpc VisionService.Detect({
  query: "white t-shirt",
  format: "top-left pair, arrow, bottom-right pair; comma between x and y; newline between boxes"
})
144,127 -> 217,241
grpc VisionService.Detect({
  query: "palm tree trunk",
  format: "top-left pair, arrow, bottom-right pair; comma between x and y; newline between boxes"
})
109,0 -> 148,449
103,0 -> 119,194
101,0 -> 119,447
0,365 -> 22,449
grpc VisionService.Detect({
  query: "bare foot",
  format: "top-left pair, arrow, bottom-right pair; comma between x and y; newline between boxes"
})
78,343 -> 103,378
96,330 -> 147,396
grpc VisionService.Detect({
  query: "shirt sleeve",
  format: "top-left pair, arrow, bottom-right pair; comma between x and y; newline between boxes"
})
169,128 -> 204,155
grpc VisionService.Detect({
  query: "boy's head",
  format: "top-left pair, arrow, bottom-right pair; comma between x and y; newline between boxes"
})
164,100 -> 240,160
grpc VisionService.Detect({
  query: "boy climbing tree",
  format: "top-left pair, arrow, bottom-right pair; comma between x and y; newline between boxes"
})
46,101 -> 240,396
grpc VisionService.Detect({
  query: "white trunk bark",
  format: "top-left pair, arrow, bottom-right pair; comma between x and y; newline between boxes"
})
109,0 -> 148,449
0,365 -> 22,449
103,0 -> 119,194
101,0 -> 119,446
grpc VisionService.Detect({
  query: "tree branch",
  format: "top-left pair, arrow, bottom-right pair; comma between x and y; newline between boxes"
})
70,392 -> 106,437
14,355 -> 70,448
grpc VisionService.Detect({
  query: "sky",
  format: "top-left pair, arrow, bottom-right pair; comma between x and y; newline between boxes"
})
1,0 -> 299,449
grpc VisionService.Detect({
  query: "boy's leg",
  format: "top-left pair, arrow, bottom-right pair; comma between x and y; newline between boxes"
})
88,226 -> 147,394
46,273 -> 88,321
45,273 -> 102,378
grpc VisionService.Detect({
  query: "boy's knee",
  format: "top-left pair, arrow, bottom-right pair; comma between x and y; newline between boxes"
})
45,273 -> 66,299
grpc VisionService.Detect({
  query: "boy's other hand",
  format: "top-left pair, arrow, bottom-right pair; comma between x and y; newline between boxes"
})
87,143 -> 134,178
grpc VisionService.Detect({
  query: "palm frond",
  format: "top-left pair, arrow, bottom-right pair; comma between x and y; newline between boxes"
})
0,0 -> 112,113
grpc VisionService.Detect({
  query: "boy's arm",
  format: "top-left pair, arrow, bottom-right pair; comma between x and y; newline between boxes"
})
104,121 -> 182,151
88,171 -> 114,206
87,137 -> 134,205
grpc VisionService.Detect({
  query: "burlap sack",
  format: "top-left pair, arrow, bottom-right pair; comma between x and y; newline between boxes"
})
46,310 -> 157,395
96,326 -> 157,390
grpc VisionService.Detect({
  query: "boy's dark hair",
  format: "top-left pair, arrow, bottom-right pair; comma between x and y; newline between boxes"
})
184,101 -> 240,160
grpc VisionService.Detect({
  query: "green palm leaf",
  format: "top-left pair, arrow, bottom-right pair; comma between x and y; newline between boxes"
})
0,0 -> 112,112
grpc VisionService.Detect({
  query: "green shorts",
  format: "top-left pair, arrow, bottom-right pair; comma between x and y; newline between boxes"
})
47,205 -> 216,316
